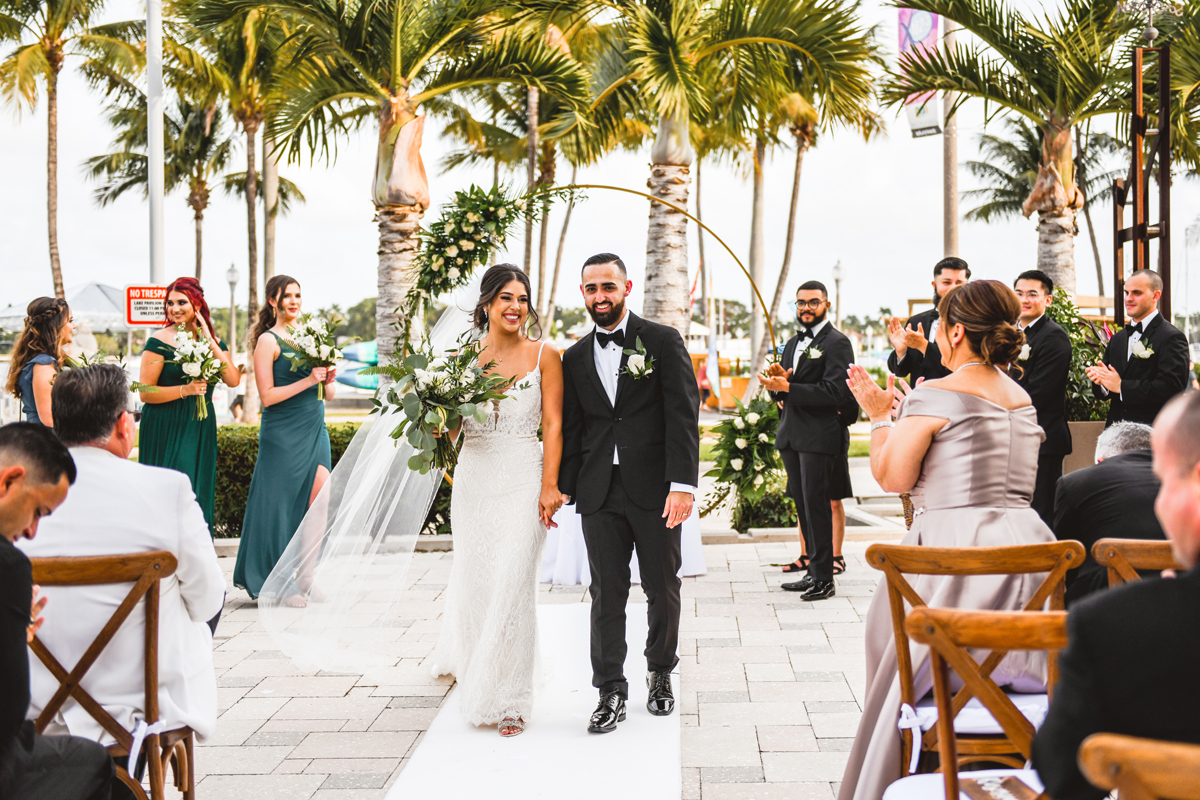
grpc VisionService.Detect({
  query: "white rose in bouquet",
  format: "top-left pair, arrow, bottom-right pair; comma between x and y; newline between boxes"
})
319,344 -> 332,361
758,434 -> 769,443
182,362 -> 202,378
747,412 -> 760,424
733,418 -> 746,429
448,268 -> 460,280
730,458 -> 743,471
446,245 -> 459,257
735,438 -> 748,449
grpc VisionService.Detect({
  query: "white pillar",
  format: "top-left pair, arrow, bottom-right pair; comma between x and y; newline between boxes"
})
147,0 -> 165,284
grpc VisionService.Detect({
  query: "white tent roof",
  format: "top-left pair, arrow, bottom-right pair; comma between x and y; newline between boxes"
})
0,283 -> 133,333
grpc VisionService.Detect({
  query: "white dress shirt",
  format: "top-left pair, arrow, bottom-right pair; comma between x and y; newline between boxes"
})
790,318 -> 830,371
1127,309 -> 1157,360
593,311 -> 695,496
1019,313 -> 1044,332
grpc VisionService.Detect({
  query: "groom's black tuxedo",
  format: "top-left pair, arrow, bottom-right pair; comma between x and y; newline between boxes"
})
769,322 -> 855,583
1092,312 -> 1189,427
560,311 -> 700,700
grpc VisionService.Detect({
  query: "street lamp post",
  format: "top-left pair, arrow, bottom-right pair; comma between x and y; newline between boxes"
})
226,263 -> 239,356
831,260 -> 845,327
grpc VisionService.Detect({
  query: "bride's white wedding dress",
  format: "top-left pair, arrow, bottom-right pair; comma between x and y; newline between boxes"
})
429,344 -> 548,725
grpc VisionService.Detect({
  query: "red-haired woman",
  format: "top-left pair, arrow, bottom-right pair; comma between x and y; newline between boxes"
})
5,297 -> 75,426
138,277 -> 241,531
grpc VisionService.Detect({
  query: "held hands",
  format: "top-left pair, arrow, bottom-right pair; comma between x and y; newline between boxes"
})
662,490 -> 692,529
539,486 -> 567,528
28,585 -> 46,644
1085,361 -> 1121,394
846,364 -> 896,422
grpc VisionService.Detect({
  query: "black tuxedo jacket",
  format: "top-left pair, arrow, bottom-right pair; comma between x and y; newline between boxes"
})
1012,315 -> 1072,456
1051,449 -> 1165,606
1032,566 -> 1200,800
887,308 -> 951,384
769,324 -> 855,456
559,313 -> 700,516
1093,313 -> 1189,426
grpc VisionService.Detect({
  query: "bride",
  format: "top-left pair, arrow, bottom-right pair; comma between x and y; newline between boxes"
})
428,263 -> 566,737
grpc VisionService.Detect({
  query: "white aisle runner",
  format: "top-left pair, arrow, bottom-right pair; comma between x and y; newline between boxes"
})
387,603 -> 681,799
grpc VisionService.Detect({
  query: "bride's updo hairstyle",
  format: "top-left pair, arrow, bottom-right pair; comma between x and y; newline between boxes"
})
937,280 -> 1025,367
472,263 -> 542,338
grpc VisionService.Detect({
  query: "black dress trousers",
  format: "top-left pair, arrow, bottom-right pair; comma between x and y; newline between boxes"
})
1032,452 -> 1064,526
580,466 -> 682,700
779,448 -> 836,582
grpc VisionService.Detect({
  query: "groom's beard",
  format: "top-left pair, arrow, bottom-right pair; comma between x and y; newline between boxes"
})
588,297 -> 626,328
798,308 -> 827,330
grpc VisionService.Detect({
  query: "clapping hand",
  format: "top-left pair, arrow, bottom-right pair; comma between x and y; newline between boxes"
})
759,366 -> 792,393
1085,361 -> 1121,394
28,585 -> 46,644
846,364 -> 896,422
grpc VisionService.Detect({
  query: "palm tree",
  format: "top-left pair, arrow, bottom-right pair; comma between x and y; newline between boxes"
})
962,118 -> 1121,294
0,0 -> 141,297
85,94 -> 237,281
190,0 -> 589,363
880,0 -> 1139,295
555,0 -> 877,335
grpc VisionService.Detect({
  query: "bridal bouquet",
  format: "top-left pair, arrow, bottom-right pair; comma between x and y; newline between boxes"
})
167,328 -> 224,420
367,333 -> 512,474
282,313 -> 344,400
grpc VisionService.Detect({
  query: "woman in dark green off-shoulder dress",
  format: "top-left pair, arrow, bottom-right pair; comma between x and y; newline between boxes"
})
138,278 -> 242,531
233,275 -> 336,602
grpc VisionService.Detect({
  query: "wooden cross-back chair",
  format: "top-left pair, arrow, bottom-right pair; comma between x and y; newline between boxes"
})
1092,538 -> 1183,587
28,551 -> 195,800
866,541 -> 1084,776
889,608 -> 1068,800
1079,733 -> 1200,800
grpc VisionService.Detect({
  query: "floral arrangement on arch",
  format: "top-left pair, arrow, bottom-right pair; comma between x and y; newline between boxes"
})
699,393 -> 784,517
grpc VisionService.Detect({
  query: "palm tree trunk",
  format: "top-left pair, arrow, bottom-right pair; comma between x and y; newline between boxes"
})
697,158 -> 709,338
189,179 -> 209,280
47,66 -> 64,299
523,87 -> 539,274
195,209 -> 203,280
1082,204 -> 1104,296
535,141 -> 555,325
377,207 -> 423,362
748,134 -> 767,357
1025,118 -> 1077,295
744,128 -> 809,402
545,164 -> 578,328
643,111 -> 694,336
263,128 -> 280,282
243,125 -> 261,424
1037,210 -> 1077,296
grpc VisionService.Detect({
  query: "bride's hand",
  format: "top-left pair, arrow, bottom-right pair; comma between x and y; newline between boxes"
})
846,365 -> 895,422
539,485 -> 564,528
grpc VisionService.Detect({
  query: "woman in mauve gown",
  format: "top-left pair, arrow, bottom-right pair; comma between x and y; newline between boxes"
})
839,281 -> 1056,800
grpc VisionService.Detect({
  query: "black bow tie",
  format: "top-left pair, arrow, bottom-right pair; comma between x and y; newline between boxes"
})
1126,321 -> 1143,334
597,329 -> 625,349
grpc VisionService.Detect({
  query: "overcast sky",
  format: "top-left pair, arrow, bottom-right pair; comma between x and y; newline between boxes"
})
3,0 -> 1199,323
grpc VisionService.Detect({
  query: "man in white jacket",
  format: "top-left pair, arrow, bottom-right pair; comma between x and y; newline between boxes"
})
20,364 -> 225,769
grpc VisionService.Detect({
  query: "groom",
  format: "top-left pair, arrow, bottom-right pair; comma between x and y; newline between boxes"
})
560,253 -> 701,735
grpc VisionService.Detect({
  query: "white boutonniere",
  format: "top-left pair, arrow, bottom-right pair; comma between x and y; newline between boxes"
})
1131,340 -> 1154,359
622,337 -> 655,379
807,346 -> 824,360
1018,343 -> 1031,361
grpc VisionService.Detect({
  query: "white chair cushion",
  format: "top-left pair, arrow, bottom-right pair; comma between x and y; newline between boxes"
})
911,693 -> 1049,735
883,768 -> 1045,800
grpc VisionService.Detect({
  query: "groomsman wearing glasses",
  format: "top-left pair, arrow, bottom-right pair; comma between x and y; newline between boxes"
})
759,282 -> 855,601
1011,270 -> 1072,525
886,257 -> 971,385
1086,269 -> 1189,427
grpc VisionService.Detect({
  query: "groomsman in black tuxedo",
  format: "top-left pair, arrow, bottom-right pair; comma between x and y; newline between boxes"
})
1087,269 -> 1190,427
1011,270 -> 1072,524
886,257 -> 970,384
759,281 -> 855,601
560,254 -> 700,734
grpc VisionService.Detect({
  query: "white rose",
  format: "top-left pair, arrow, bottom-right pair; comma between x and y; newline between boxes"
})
746,412 -> 760,424
1018,343 -> 1031,361
754,462 -> 763,471
182,362 -> 201,377
733,418 -> 745,429
735,438 -> 748,449
319,344 -> 332,361
498,207 -> 507,218
446,245 -> 459,257
448,268 -> 460,280
462,224 -> 473,233
467,212 -> 479,223
430,260 -> 441,271
627,354 -> 646,372
463,241 -> 475,251
730,458 -> 743,471
754,475 -> 764,487
758,434 -> 768,443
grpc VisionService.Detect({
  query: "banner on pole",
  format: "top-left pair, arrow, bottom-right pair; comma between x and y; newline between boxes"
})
898,9 -> 942,138
125,285 -> 168,326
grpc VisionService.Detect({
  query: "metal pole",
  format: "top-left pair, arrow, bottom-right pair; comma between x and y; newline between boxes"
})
943,19 -> 959,258
147,0 -> 165,284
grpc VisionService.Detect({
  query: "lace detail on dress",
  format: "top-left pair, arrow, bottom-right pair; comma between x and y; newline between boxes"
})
429,346 -> 548,726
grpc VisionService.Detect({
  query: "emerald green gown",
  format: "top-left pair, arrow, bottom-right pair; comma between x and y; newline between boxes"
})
138,336 -> 226,531
234,331 -> 331,599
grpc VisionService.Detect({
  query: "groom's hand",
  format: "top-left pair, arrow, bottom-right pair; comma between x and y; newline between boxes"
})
663,491 -> 693,529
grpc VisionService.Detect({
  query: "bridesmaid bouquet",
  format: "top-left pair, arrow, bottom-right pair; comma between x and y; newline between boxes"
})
282,313 -> 344,400
168,328 -> 224,420
367,333 -> 512,474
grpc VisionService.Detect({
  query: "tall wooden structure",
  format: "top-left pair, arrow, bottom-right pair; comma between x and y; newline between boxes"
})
1112,45 -> 1172,325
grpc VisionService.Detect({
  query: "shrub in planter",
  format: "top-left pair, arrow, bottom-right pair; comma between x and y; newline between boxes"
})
1044,289 -> 1112,422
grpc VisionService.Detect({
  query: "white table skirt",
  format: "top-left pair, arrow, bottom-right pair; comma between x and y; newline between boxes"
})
541,503 -> 707,585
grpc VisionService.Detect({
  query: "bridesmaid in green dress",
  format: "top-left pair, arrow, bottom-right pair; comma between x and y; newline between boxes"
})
234,275 -> 337,602
138,277 -> 242,530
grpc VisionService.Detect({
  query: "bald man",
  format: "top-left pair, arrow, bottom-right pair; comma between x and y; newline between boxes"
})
1033,392 -> 1200,800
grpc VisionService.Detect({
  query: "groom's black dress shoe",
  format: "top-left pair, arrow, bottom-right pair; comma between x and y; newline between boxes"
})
801,580 -> 836,601
781,574 -> 815,592
646,671 -> 675,716
588,691 -> 626,734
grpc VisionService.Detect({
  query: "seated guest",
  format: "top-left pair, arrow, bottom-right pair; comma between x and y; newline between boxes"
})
1033,391 -> 1200,800
0,423 -> 113,800
1053,422 -> 1164,606
19,366 -> 225,760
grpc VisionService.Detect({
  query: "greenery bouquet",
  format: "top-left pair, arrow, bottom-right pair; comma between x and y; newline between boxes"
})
700,394 -> 784,517
167,328 -> 224,420
282,313 -> 345,400
366,332 -> 513,474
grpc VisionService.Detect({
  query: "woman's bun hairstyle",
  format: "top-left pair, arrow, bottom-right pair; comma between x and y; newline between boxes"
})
937,280 -> 1025,368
